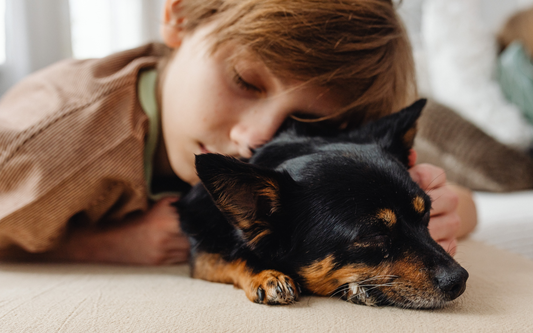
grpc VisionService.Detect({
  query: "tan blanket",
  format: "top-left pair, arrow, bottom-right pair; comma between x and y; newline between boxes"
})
0,239 -> 531,332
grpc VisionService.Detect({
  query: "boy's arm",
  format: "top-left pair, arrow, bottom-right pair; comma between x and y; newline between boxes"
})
1,197 -> 190,265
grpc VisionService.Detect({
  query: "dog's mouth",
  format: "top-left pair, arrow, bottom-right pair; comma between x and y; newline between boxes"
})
336,278 -> 394,307
339,282 -> 379,306
336,273 -> 464,309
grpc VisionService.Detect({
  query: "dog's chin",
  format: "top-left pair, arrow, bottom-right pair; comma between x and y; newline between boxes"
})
340,282 -> 384,307
340,282 -> 451,309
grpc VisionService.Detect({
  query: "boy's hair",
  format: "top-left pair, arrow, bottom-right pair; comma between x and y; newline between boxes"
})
173,0 -> 416,128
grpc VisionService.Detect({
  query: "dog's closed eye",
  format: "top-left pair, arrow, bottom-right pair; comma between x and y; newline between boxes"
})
354,233 -> 389,246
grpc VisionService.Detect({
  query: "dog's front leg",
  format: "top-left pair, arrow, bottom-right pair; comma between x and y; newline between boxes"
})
191,252 -> 299,305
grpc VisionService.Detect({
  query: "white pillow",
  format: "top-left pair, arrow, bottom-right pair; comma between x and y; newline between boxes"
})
473,191 -> 533,261
420,0 -> 533,149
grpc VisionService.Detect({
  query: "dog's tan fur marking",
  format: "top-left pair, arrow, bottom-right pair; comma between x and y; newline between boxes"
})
246,227 -> 273,246
299,255 -> 370,296
257,178 -> 281,214
378,209 -> 397,227
299,252 -> 447,307
413,196 -> 425,214
192,253 -> 298,304
403,126 -> 417,148
192,252 -> 248,286
208,176 -> 280,248
378,255 -> 443,308
210,177 -> 280,230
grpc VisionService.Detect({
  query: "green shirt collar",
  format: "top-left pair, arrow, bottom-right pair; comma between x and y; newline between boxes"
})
138,68 -> 181,200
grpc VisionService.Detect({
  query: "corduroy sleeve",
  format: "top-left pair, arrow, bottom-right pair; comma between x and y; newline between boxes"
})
0,44 -> 165,252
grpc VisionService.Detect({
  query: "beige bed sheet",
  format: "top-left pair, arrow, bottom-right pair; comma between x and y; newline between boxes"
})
0,239 -> 531,333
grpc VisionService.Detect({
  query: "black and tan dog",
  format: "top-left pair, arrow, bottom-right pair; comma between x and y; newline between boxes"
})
176,99 -> 468,309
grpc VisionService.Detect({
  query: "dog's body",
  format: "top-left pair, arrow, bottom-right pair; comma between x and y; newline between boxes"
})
176,99 -> 468,308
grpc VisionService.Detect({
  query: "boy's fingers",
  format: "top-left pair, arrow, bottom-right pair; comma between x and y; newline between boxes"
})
161,250 -> 190,265
165,196 -> 180,203
428,186 -> 459,217
166,235 -> 190,250
428,214 -> 461,241
408,163 -> 447,191
154,196 -> 180,208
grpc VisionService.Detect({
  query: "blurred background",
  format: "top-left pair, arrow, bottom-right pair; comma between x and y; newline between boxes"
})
0,0 -> 165,95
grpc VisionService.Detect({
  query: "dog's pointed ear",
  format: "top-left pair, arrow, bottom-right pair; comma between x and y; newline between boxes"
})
195,153 -> 285,249
352,99 -> 426,167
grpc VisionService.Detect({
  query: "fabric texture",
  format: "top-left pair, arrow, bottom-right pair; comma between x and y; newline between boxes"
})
415,100 -> 533,192
0,239 -> 531,332
0,43 -> 169,253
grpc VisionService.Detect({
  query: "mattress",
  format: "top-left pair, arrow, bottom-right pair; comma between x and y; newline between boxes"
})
0,239 -> 532,332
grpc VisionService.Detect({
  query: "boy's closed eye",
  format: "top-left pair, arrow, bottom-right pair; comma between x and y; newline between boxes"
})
232,69 -> 262,94
232,68 -> 327,122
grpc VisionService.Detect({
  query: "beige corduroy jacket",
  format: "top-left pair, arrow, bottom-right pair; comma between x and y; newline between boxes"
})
0,43 -> 168,253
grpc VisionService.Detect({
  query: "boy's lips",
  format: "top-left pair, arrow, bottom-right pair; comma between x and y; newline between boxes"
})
200,143 -> 240,158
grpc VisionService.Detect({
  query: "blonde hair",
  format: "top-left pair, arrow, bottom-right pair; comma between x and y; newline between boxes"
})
171,0 -> 416,128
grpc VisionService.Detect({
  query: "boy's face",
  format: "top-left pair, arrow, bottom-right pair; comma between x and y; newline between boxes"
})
160,22 -> 348,185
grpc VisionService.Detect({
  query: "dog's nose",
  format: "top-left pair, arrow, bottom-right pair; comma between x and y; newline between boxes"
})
434,266 -> 469,300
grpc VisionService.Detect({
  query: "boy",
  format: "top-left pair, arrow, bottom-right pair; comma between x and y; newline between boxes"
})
0,0 -> 476,265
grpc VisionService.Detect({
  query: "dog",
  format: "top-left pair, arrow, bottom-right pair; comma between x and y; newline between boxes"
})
176,99 -> 468,309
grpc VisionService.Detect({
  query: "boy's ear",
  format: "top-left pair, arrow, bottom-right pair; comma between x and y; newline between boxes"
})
350,99 -> 426,167
195,154 -> 286,250
161,0 -> 186,48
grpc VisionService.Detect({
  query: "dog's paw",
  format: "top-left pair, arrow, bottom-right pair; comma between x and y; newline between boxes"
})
247,270 -> 299,305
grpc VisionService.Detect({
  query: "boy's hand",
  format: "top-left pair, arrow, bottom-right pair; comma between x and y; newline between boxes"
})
409,163 -> 460,256
130,196 -> 191,265
47,196 -> 191,265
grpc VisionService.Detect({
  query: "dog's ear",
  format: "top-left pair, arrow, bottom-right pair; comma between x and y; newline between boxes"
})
350,99 -> 426,167
195,153 -> 287,250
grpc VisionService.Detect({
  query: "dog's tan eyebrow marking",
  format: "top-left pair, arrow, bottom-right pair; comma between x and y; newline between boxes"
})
378,209 -> 397,227
413,196 -> 425,214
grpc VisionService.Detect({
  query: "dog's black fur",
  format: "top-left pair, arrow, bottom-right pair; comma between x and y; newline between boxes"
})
176,99 -> 468,308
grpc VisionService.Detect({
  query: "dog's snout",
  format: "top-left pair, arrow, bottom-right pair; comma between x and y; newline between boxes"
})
434,266 -> 469,300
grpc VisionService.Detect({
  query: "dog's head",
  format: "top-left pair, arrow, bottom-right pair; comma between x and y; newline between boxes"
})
195,99 -> 468,309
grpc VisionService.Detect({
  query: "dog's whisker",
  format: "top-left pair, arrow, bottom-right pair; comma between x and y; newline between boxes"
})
359,283 -> 399,288
422,172 -> 447,192
356,275 -> 398,284
329,286 -> 350,299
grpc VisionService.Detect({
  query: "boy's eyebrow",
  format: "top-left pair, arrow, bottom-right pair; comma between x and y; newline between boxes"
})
225,44 -> 304,89
225,44 -> 350,117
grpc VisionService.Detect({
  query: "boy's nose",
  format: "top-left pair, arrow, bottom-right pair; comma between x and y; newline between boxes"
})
229,107 -> 286,158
